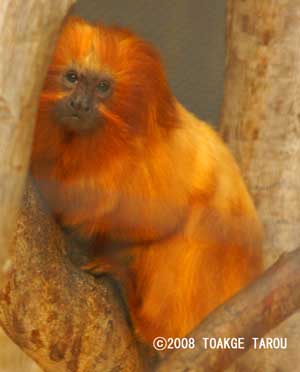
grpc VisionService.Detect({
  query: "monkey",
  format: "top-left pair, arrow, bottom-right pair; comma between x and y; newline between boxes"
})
31,16 -> 263,345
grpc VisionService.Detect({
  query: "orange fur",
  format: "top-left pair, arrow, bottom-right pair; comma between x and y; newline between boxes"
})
31,17 -> 263,344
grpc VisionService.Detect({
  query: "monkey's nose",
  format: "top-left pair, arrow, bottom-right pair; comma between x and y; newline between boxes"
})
69,95 -> 91,113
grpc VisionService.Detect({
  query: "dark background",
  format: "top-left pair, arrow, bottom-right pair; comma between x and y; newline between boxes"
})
71,0 -> 226,126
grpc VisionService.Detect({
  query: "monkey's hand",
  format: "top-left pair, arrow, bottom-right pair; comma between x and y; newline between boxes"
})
81,258 -> 117,276
81,253 -> 137,311
81,252 -> 133,282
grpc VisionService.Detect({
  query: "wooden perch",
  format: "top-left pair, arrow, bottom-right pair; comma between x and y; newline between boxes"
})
157,247 -> 300,372
0,182 -> 142,371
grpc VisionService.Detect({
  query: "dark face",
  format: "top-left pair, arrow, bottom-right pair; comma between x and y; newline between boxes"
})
53,69 -> 114,134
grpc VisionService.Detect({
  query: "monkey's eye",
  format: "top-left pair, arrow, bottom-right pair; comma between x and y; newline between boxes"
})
97,80 -> 111,95
65,71 -> 79,84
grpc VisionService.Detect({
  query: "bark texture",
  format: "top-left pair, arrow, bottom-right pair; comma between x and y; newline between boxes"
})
0,183 -> 142,372
221,1 -> 300,371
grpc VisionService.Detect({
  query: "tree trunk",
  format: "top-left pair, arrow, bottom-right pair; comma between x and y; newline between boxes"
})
0,0 -> 74,280
221,1 -> 300,371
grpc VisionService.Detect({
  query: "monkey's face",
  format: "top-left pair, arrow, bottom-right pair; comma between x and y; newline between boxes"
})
38,17 -> 176,143
52,69 -> 114,134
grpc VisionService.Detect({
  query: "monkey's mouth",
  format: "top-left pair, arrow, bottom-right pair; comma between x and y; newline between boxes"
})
53,110 -> 102,134
60,115 -> 100,133
52,101 -> 103,134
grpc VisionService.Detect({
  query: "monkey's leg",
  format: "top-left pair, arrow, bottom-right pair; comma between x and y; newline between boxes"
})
127,231 -> 260,344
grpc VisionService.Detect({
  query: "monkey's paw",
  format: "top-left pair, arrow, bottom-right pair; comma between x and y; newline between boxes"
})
81,258 -> 114,276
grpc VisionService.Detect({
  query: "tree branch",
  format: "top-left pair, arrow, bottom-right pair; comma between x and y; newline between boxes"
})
157,247 -> 300,372
0,182 -> 143,371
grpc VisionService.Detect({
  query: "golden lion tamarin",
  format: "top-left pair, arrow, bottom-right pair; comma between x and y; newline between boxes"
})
31,17 -> 263,345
